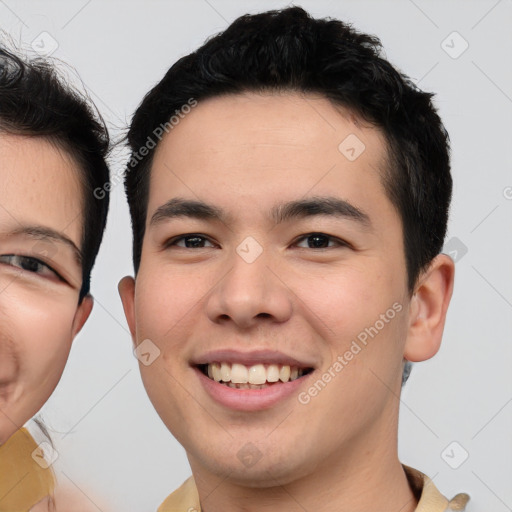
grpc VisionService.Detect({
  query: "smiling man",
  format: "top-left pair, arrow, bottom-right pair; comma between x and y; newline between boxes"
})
119,7 -> 469,512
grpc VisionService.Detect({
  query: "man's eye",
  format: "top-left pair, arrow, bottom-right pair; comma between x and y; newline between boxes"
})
294,233 -> 346,249
0,255 -> 59,278
170,235 -> 216,249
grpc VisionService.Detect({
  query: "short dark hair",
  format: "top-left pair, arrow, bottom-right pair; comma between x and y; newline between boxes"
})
125,6 -> 451,291
0,46 -> 110,300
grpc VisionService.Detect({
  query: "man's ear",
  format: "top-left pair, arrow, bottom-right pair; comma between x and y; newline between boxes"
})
71,294 -> 94,339
118,276 -> 136,343
404,254 -> 455,362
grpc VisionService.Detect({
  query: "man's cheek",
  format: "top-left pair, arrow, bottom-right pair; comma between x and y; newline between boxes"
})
140,364 -> 188,423
136,276 -> 204,334
294,285 -> 368,337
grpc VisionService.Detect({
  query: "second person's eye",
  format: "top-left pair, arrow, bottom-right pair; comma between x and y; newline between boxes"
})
0,254 -> 60,279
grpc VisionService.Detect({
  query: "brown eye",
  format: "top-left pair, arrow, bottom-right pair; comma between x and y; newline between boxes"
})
170,234 -> 215,248
307,234 -> 330,248
295,233 -> 345,249
0,255 -> 60,279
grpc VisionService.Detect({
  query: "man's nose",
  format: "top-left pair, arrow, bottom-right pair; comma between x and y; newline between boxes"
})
204,241 -> 293,329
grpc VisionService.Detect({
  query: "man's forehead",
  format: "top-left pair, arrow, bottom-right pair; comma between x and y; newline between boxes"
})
147,92 -> 390,216
154,93 -> 384,162
155,92 -> 383,148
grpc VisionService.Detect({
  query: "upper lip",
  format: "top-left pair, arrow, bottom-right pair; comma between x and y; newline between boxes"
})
191,349 -> 316,369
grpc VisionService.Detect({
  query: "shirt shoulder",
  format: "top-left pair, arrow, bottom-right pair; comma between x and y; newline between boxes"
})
158,477 -> 201,512
0,427 -> 55,510
403,465 -> 470,512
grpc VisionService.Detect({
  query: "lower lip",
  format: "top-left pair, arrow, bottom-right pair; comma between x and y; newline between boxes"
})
195,367 -> 311,411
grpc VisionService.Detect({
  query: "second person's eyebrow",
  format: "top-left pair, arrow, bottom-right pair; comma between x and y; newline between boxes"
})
150,196 -> 371,229
9,225 -> 82,263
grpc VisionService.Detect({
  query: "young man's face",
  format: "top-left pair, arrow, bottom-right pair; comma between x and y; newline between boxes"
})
0,134 -> 92,444
120,93 -> 450,486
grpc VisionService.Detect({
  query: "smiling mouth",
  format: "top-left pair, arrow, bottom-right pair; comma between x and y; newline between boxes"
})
198,362 -> 313,389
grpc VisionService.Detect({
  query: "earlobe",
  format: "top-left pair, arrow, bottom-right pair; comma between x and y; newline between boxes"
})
404,254 -> 455,362
71,294 -> 94,339
118,276 -> 137,343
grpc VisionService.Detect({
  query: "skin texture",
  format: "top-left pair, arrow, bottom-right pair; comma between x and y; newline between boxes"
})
0,134 -> 92,445
119,92 -> 454,512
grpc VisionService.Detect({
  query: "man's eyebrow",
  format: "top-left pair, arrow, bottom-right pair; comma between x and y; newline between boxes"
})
149,197 -> 371,229
10,226 -> 82,263
150,198 -> 227,226
272,197 -> 371,227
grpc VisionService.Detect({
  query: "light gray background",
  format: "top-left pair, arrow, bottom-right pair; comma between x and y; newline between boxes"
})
1,0 -> 511,510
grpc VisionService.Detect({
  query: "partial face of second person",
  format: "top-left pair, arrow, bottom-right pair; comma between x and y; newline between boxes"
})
120,93 -> 454,486
0,134 -> 92,444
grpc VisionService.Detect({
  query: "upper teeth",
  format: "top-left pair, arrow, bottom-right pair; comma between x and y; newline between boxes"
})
206,363 -> 303,384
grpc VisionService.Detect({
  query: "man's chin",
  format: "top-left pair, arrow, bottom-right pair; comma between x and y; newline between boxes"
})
188,447 -> 313,489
